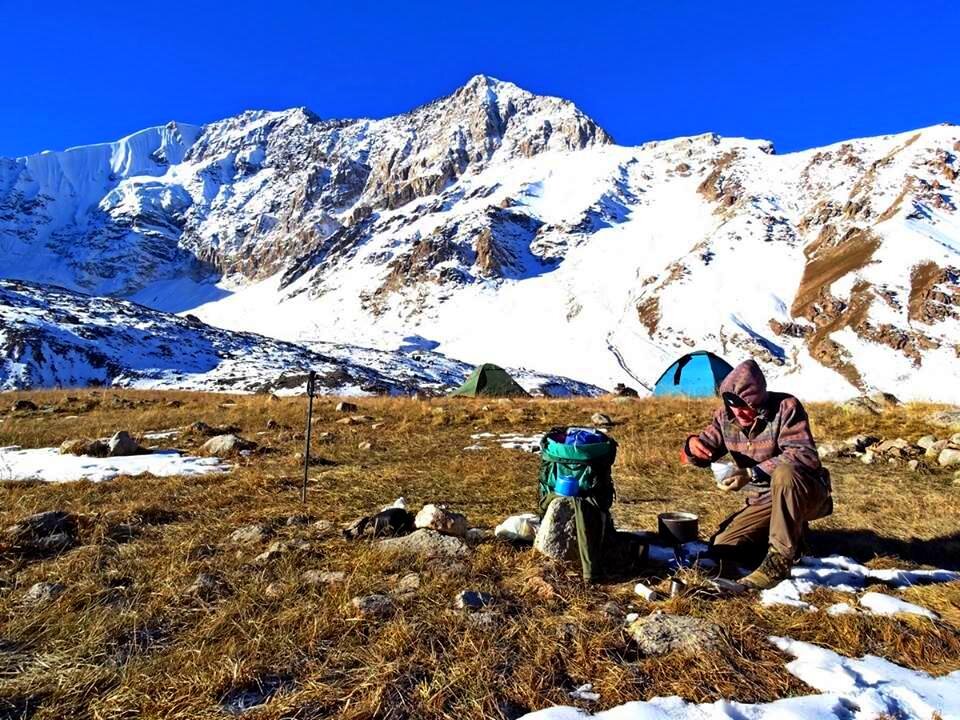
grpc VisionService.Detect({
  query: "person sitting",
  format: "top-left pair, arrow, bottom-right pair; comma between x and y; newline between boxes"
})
680,359 -> 833,589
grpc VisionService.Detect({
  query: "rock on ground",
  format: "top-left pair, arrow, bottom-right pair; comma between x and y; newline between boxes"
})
916,435 -> 939,451
534,497 -> 579,563
5,511 -> 77,555
929,410 -> 960,432
336,401 -> 358,413
840,397 -> 881,415
228,524 -> 271,544
591,412 -> 613,426
628,612 -> 724,656
186,573 -> 224,600
22,582 -> 65,606
303,570 -> 347,586
939,448 -> 960,467
349,593 -> 393,618
201,434 -> 256,456
109,431 -> 146,457
377,529 -> 469,559
414,504 -> 468,537
11,399 -> 38,412
495,513 -> 540,543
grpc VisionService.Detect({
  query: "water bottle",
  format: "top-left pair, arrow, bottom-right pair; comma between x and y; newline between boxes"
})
554,474 -> 580,497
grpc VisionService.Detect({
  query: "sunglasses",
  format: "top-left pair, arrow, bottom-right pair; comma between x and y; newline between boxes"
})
722,392 -> 752,410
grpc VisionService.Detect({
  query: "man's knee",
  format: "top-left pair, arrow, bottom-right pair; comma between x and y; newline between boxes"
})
771,462 -> 798,489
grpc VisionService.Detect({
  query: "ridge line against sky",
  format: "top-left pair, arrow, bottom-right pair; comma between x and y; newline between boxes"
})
3,0 -> 959,158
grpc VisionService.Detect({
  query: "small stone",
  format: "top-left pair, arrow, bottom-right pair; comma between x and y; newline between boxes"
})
951,433 -> 960,446
336,401 -> 358,413
928,410 -> 960,431
455,590 -> 494,610
628,612 -> 724,656
926,440 -> 949,460
916,435 -> 938,451
5,510 -> 75,541
59,438 -> 90,455
817,442 -> 843,460
377,529 -> 469,559
602,601 -> 622,618
314,432 -> 333,443
201,434 -> 256,457
394,573 -> 421,594
938,448 -> 960,467
414,504 -> 468,537
349,593 -> 393,618
254,545 -> 286,564
467,610 -> 500,628
22,582 -> 65,606
358,441 -> 373,451
908,459 -> 921,471
868,391 -> 900,409
371,422 -> 386,430
860,451 -> 875,465
108,431 -> 145,457
534,497 -> 579,563
465,527 -> 493,544
264,582 -> 284,598
11,399 -> 38,412
186,573 -> 223,600
303,570 -> 347,586
228,524 -> 271,544
285,514 -> 310,526
591,412 -> 613,426
954,470 -> 960,485
312,519 -> 336,535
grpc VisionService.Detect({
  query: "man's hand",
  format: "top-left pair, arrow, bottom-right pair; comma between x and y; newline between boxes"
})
717,469 -> 751,492
687,436 -> 712,461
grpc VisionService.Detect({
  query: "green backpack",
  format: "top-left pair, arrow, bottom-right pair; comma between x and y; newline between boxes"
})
537,427 -> 617,512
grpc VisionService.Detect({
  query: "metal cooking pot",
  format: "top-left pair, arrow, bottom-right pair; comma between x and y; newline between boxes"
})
657,511 -> 700,545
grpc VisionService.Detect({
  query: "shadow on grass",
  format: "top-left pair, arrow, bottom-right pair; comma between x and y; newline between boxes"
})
808,529 -> 960,570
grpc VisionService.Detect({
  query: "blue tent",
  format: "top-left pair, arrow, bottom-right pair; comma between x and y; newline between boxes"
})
652,351 -> 733,397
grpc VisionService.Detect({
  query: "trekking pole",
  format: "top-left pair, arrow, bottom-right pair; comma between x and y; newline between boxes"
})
301,370 -> 316,503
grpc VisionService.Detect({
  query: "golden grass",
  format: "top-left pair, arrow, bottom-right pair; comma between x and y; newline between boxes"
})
1,390 -> 959,719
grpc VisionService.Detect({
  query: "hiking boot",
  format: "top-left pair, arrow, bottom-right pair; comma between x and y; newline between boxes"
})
739,549 -> 793,590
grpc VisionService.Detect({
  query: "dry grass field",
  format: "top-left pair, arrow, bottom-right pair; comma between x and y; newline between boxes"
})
1,390 -> 959,719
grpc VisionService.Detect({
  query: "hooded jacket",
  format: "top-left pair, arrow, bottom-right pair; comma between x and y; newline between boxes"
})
686,360 -> 824,484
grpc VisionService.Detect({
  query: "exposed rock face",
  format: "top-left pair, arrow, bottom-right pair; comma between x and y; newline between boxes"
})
1,78 -> 959,401
534,497 -> 579,563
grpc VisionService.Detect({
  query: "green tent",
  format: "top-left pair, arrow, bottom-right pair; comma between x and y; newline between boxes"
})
450,363 -> 530,397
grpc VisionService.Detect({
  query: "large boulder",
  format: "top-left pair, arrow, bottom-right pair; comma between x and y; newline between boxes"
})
628,612 -> 724,656
377,528 -> 469,559
534,497 -> 579,563
108,431 -> 146,457
414,504 -> 468,537
201,434 -> 256,457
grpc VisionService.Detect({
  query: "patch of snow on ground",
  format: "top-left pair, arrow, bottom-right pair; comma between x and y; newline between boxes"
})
760,555 -> 958,613
0,446 -> 229,483
858,592 -> 938,620
519,636 -> 960,719
466,432 -> 544,453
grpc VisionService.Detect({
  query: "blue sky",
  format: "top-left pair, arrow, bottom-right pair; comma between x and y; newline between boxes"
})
3,0 -> 958,158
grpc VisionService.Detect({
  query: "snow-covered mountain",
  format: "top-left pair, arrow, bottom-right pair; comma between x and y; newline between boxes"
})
0,279 -> 601,396
1,75 -> 958,400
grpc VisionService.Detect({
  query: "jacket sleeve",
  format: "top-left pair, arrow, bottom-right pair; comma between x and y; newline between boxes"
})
682,410 -> 728,467
756,398 -> 821,477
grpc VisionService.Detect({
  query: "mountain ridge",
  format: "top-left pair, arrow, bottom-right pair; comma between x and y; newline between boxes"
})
1,77 -> 958,400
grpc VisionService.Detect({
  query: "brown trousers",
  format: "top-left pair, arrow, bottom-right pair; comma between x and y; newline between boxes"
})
710,462 -> 832,561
